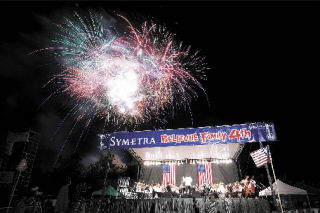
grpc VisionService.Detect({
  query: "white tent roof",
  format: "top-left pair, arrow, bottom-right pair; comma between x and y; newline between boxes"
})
132,143 -> 242,161
259,180 -> 307,196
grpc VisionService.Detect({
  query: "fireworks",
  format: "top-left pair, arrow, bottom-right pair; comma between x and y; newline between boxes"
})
44,10 -> 208,126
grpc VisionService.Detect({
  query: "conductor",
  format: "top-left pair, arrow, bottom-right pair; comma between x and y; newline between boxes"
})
182,176 -> 192,194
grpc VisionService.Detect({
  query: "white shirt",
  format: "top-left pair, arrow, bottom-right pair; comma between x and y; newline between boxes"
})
183,177 -> 192,186
218,185 -> 225,193
153,186 -> 161,192
249,180 -> 256,189
136,186 -> 141,192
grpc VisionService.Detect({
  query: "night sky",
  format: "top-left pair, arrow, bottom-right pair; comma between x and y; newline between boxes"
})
0,1 -> 319,184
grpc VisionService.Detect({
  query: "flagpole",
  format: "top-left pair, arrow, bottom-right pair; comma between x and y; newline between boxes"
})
259,142 -> 282,212
269,156 -> 284,213
259,143 -> 275,197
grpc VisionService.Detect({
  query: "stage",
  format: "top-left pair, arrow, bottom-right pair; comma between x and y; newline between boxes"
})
96,123 -> 277,212
78,197 -> 272,213
99,123 -> 276,187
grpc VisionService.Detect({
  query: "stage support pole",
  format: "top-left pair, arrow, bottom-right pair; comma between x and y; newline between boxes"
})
6,171 -> 21,213
98,155 -> 110,213
264,163 -> 274,193
270,156 -> 284,213
306,194 -> 312,211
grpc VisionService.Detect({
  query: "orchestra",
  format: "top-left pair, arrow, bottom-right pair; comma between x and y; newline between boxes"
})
124,176 -> 258,199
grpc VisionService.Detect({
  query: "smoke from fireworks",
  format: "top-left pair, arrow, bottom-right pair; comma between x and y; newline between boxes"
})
41,10 -> 207,126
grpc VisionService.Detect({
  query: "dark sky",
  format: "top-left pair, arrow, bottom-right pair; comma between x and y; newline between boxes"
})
0,1 -> 319,183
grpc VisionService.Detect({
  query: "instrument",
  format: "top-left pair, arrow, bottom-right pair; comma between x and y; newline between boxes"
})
244,182 -> 250,196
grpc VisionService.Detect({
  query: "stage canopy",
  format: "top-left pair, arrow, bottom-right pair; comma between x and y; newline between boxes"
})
98,122 -> 276,163
98,122 -> 277,184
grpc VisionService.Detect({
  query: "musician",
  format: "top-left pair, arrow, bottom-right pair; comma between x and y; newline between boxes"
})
241,176 -> 250,197
160,184 -> 166,192
217,182 -> 226,198
135,182 -> 144,199
248,176 -> 256,198
241,176 -> 249,184
169,184 -> 180,197
135,183 -> 142,192
153,184 -> 161,193
166,184 -> 171,193
202,183 -> 211,196
194,184 -> 199,192
179,183 -> 184,194
145,184 -> 152,193
226,183 -> 233,197
211,184 -> 219,198
199,184 -> 205,193
236,182 -> 244,198
182,176 -> 192,194
232,181 -> 241,198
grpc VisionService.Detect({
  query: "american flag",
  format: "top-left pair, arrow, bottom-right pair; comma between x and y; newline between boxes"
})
197,163 -> 213,186
162,164 -> 176,186
250,145 -> 272,168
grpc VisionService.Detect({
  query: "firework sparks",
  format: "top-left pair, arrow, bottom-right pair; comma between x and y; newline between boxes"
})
36,10 -> 209,166
43,10 -> 208,127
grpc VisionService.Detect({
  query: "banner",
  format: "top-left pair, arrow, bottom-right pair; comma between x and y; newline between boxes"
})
98,122 -> 276,150
118,177 -> 130,188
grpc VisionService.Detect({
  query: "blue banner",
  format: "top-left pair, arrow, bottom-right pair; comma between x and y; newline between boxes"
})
98,122 -> 276,150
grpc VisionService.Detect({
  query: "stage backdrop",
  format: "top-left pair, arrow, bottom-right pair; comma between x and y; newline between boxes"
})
141,162 -> 238,185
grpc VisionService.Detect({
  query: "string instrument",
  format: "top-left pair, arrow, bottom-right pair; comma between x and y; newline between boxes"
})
244,181 -> 250,196
249,181 -> 255,194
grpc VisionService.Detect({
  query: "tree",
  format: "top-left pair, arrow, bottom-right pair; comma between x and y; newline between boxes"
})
84,151 -> 124,192
43,153 -> 84,199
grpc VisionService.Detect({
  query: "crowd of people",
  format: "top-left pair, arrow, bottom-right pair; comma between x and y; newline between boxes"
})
126,176 -> 259,199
